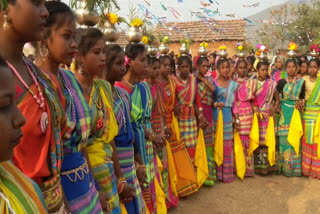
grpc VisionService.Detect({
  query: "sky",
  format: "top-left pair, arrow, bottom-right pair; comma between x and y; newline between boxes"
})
65,0 -> 290,23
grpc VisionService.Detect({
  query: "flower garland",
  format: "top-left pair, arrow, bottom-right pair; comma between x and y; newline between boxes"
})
288,42 -> 298,51
219,45 -> 227,50
200,42 -> 208,48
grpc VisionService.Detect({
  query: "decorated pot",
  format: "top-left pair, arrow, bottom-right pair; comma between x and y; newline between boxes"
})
103,21 -> 120,43
126,26 -> 142,43
179,43 -> 189,56
147,46 -> 159,56
159,42 -> 170,55
198,45 -> 208,57
74,0 -> 99,27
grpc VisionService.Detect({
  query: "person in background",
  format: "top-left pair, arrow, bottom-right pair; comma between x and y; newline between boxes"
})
277,58 -> 305,177
302,58 -> 320,179
195,56 -> 217,185
297,60 -> 309,79
246,55 -> 257,79
212,56 -> 238,183
253,61 -> 280,175
105,44 -> 146,213
233,58 -> 256,177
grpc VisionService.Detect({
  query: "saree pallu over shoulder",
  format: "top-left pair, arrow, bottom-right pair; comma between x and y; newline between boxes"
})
12,61 -> 65,213
59,69 -> 92,151
0,161 -> 47,214
87,80 -> 120,214
281,78 -> 305,101
255,79 -> 277,111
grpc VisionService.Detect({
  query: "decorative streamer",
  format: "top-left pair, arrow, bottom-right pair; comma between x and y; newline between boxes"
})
160,2 -> 167,11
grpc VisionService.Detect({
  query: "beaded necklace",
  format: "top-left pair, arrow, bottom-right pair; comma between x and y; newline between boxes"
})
113,88 -> 127,133
58,72 -> 77,129
6,60 -> 48,134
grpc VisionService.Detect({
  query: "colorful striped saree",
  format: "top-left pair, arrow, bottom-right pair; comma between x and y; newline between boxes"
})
58,69 -> 102,214
87,79 -> 120,213
0,161 -> 47,213
302,77 -> 320,179
150,80 -> 178,209
277,78 -> 305,177
197,78 -> 216,185
12,60 -> 65,213
113,86 -> 146,214
160,76 -> 198,197
233,78 -> 256,177
253,79 -> 278,175
213,79 -> 238,183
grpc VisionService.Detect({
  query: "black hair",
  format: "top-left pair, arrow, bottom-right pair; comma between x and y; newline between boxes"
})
178,55 -> 192,73
246,55 -> 256,65
43,1 -> 74,41
105,44 -> 123,70
125,43 -> 145,61
170,57 -> 176,76
209,52 -> 217,58
159,55 -> 171,65
256,61 -> 269,70
0,56 -> 8,68
217,58 -> 229,69
147,55 -> 160,65
197,56 -> 209,67
309,58 -> 320,67
285,58 -> 297,68
75,28 -> 104,56
300,60 -> 309,67
236,59 -> 247,68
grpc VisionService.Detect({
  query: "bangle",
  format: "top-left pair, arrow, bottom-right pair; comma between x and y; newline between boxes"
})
117,181 -> 124,194
235,119 -> 240,124
214,102 -> 217,108
118,177 -> 126,183
199,107 -> 203,111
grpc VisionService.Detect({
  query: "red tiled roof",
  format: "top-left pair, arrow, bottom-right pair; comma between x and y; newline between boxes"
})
154,19 -> 246,42
115,19 -> 246,47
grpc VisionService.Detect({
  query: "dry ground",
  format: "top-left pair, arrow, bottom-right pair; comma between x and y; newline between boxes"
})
168,175 -> 320,214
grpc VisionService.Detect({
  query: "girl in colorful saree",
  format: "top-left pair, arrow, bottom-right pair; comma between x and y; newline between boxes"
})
0,0 -> 66,212
174,56 -> 205,164
0,56 -> 47,214
74,28 -> 136,213
233,59 -> 256,177
115,43 -> 154,214
158,55 -> 198,197
302,58 -> 320,179
35,2 -> 105,213
195,56 -> 217,185
213,58 -> 238,183
277,58 -> 305,177
253,61 -> 280,175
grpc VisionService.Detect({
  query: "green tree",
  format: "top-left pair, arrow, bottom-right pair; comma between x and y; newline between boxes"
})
288,0 -> 320,52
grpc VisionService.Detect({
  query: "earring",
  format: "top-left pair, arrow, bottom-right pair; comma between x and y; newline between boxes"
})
78,63 -> 84,74
3,14 -> 9,31
40,45 -> 49,60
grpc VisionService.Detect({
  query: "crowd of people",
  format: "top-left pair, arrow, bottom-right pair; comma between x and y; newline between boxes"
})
0,1 -> 320,214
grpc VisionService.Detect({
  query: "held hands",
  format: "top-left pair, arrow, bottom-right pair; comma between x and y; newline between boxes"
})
295,100 -> 305,111
119,183 -> 136,203
174,106 -> 182,117
136,165 -> 148,186
214,102 -> 224,109
164,127 -> 172,140
98,191 -> 111,213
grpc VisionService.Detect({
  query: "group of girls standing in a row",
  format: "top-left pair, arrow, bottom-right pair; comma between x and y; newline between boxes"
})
1,1 -> 320,214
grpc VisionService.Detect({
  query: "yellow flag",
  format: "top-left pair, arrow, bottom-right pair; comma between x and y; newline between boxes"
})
214,110 -> 224,166
234,130 -> 246,180
171,113 -> 181,141
249,113 -> 260,157
195,128 -> 209,187
314,113 -> 320,158
264,117 -> 276,166
287,108 -> 303,155
166,141 -> 178,197
155,177 -> 167,214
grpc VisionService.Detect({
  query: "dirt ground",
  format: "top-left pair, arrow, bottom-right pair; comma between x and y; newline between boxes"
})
168,175 -> 320,214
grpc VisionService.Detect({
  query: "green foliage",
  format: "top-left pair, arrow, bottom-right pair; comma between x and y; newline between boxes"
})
0,0 -> 7,11
70,0 -> 120,22
288,0 -> 320,52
